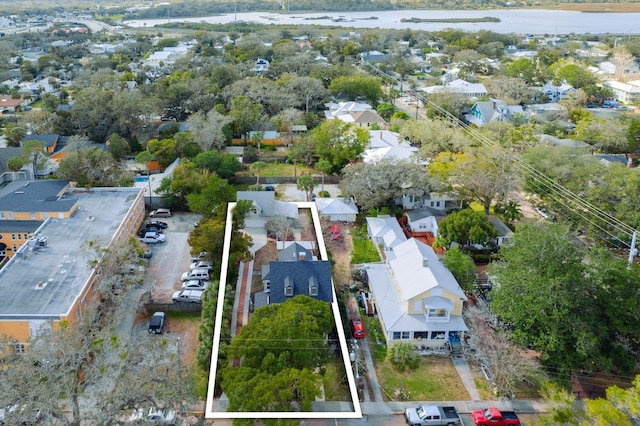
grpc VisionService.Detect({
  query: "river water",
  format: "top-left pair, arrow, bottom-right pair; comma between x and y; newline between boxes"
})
124,9 -> 640,35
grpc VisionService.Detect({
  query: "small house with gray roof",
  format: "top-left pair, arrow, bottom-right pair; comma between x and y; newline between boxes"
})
405,206 -> 442,234
278,242 -> 316,262
0,147 -> 29,179
366,216 -> 406,251
488,215 -> 513,247
236,191 -> 299,227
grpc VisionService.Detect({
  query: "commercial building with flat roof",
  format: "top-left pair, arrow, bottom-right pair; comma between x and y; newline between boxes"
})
0,220 -> 44,259
0,184 -> 145,344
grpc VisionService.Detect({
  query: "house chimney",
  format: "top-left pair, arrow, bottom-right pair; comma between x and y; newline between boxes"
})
627,158 -> 633,168
422,257 -> 428,267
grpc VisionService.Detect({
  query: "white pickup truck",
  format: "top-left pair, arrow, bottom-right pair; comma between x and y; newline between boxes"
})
404,405 -> 461,426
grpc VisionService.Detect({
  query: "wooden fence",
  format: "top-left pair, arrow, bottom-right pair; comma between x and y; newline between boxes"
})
234,176 -> 341,185
143,302 -> 201,313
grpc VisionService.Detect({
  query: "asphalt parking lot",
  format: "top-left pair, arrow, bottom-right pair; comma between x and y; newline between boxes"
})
141,212 -> 202,303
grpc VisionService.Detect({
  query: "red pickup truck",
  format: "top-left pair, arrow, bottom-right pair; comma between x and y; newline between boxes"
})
471,407 -> 521,426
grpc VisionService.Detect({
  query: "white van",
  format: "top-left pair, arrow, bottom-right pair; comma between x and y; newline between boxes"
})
189,260 -> 212,270
182,279 -> 210,290
150,208 -> 172,218
172,289 -> 202,303
140,231 -> 166,244
181,269 -> 210,281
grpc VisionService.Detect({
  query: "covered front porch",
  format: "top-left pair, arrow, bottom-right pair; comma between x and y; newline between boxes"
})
386,314 -> 468,350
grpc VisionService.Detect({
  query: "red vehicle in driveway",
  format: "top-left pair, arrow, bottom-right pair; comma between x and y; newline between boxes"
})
471,407 -> 521,426
350,318 -> 365,339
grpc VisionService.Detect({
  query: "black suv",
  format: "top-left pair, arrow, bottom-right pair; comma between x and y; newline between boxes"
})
148,312 -> 166,334
146,221 -> 168,229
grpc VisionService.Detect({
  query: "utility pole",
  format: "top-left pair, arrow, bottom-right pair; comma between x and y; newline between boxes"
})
627,231 -> 637,269
177,337 -> 184,417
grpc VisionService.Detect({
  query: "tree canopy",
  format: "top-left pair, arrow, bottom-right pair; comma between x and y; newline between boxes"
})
305,119 -> 369,173
328,74 -> 383,106
341,159 -> 435,212
438,209 -> 497,248
220,296 -> 334,415
489,222 -> 640,374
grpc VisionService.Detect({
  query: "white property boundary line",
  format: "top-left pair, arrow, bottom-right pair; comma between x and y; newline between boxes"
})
205,202 -> 362,419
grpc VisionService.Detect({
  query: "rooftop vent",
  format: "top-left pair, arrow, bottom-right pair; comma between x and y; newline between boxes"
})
86,216 -> 95,221
35,281 -> 48,290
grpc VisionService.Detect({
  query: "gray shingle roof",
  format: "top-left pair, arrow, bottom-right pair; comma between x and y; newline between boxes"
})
0,220 -> 43,233
0,147 -> 23,175
22,134 -> 61,148
0,180 -> 76,213
278,242 -> 314,261
263,260 -> 333,304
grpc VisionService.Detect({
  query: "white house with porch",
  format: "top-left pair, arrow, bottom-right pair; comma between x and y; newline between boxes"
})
362,237 -> 467,349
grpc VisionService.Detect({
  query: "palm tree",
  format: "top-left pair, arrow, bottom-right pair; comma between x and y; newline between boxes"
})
500,200 -> 523,226
250,161 -> 267,185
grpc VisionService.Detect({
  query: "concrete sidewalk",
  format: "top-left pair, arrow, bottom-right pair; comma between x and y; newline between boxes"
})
452,357 -> 481,401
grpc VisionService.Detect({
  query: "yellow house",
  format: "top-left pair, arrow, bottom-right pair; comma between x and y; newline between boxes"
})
363,237 -> 468,349
0,179 -> 145,351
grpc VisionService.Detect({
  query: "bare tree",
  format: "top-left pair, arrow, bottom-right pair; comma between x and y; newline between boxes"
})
266,215 -> 300,242
464,303 -> 541,399
188,109 -> 234,151
275,108 -> 304,146
448,146 -> 519,215
611,46 -> 635,83
0,239 -> 189,425
285,76 -> 329,113
341,159 -> 436,212
399,118 -> 469,160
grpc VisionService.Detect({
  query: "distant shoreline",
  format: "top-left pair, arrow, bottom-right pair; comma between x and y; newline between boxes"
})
123,8 -> 640,35
534,3 -> 640,13
401,16 -> 500,23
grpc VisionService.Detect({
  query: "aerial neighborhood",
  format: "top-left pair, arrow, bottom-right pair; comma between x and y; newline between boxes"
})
1,0 -> 640,424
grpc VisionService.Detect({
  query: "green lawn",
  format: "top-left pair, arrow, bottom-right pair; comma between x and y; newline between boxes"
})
376,356 -> 471,401
362,316 -> 387,363
322,362 -> 351,401
351,225 -> 380,264
237,162 -> 315,178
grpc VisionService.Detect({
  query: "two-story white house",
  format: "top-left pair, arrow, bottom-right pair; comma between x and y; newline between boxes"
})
363,237 -> 467,349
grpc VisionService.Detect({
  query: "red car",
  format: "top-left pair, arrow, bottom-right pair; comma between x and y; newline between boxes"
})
350,319 -> 365,339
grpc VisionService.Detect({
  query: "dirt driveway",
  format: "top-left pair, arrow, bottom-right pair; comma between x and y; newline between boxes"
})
321,220 -> 355,286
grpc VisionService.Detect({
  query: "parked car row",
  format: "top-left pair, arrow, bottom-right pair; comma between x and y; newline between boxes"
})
172,257 -> 213,304
403,405 -> 522,426
138,220 -> 169,243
